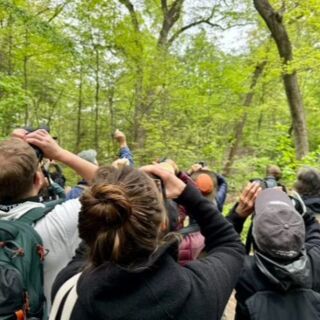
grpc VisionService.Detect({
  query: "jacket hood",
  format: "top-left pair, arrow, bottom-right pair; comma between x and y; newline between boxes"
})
76,241 -> 189,320
0,201 -> 44,221
255,250 -> 312,292
303,196 -> 320,214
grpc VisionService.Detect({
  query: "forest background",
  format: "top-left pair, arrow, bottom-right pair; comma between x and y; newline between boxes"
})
1,0 -> 320,194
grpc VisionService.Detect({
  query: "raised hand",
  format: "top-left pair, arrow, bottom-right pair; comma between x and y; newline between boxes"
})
114,129 -> 127,147
235,182 -> 262,218
140,165 -> 186,199
24,129 -> 64,161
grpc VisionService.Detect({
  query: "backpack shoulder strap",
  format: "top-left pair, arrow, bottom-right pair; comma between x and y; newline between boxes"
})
18,206 -> 53,225
50,272 -> 82,320
44,198 -> 65,210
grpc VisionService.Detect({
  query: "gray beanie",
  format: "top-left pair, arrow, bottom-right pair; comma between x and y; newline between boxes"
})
77,149 -> 97,164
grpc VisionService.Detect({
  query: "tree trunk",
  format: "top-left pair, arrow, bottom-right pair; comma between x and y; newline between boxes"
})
33,97 -> 40,127
94,46 -> 100,153
223,62 -> 266,176
132,62 -> 145,149
107,86 -> 115,155
47,90 -> 63,127
253,0 -> 309,159
23,27 -> 29,126
158,0 -> 184,48
75,64 -> 83,153
118,0 -> 146,149
7,13 -> 13,75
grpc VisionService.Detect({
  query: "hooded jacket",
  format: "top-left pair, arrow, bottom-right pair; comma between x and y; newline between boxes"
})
234,212 -> 320,320
303,195 -> 320,215
51,183 -> 245,320
0,198 -> 81,310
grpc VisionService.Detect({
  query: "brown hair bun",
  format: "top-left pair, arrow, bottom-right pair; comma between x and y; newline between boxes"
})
80,184 -> 132,231
78,166 -> 173,268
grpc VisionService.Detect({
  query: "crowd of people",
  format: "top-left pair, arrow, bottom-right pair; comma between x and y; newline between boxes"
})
0,127 -> 319,320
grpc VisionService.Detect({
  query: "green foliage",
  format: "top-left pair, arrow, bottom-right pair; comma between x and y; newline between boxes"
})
0,0 -> 319,195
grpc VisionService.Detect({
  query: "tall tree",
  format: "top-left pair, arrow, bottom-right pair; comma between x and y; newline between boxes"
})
253,0 -> 309,159
93,44 -> 100,153
75,64 -> 83,153
118,0 -> 146,148
223,61 -> 266,176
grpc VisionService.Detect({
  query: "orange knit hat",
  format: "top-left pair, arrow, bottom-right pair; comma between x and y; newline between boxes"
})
195,174 -> 214,195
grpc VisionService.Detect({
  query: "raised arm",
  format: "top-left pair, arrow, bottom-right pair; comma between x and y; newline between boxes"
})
142,165 -> 245,319
215,174 -> 228,211
23,129 -> 98,182
177,182 -> 245,318
226,182 -> 261,234
114,129 -> 134,166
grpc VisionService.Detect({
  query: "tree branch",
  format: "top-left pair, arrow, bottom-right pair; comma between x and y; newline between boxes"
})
47,1 -> 71,23
47,89 -> 64,127
118,0 -> 140,32
253,0 -> 292,60
168,20 -> 223,45
35,7 -> 51,17
167,4 -> 221,46
161,0 -> 168,15
158,0 -> 184,47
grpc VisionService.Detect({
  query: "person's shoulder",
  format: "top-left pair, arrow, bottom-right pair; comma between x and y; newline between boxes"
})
34,199 -> 81,244
49,199 -> 81,215
236,256 -> 259,291
35,199 -> 81,227
234,256 -> 263,312
52,198 -> 81,211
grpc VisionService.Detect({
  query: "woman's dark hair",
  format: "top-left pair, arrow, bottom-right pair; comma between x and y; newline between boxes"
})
79,166 -> 170,268
294,167 -> 320,197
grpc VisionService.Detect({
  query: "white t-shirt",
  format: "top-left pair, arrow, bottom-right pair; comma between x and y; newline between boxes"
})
0,199 -> 81,310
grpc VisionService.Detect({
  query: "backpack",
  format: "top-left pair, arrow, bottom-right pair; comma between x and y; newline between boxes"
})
245,288 -> 320,320
0,206 -> 52,320
49,272 -> 82,320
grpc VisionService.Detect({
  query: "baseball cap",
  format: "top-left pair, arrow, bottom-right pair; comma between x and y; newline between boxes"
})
253,188 -> 305,260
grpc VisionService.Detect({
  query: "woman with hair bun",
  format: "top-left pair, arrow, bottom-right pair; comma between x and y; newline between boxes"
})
50,165 -> 244,320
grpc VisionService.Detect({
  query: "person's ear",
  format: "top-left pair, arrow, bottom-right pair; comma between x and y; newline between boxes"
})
34,170 -> 45,192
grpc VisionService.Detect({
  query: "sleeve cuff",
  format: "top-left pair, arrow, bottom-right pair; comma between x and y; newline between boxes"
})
175,182 -> 203,208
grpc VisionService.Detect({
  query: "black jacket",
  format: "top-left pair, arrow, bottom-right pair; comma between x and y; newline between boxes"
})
51,183 -> 245,320
303,195 -> 320,215
227,204 -> 253,254
229,211 -> 320,320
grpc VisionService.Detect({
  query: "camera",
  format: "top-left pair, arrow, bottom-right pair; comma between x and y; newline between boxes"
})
24,125 -> 50,161
197,161 -> 206,168
250,176 -> 278,190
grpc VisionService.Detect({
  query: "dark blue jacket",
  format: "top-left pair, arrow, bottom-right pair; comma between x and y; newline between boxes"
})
216,174 -> 228,212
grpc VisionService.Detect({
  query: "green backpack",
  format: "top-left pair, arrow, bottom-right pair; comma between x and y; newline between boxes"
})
0,206 -> 52,320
